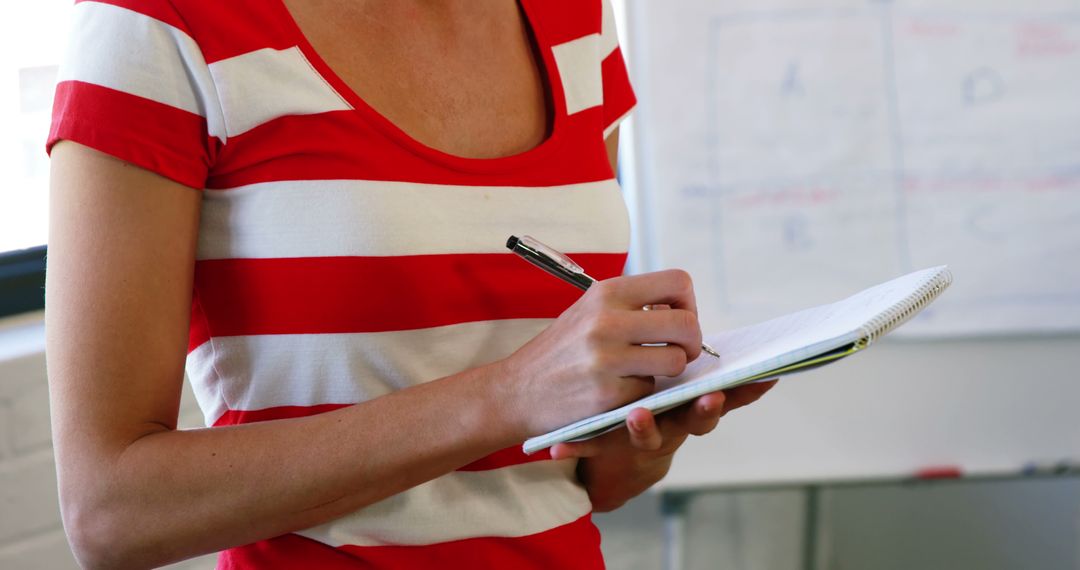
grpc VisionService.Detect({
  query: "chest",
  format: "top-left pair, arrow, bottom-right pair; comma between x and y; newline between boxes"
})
280,0 -> 550,159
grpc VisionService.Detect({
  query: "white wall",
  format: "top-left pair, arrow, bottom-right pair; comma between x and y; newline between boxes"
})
0,312 -> 215,569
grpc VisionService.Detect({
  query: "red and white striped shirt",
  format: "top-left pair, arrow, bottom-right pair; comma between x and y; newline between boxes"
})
48,0 -> 636,567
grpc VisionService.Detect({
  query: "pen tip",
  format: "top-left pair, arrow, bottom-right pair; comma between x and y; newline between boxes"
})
506,236 -> 519,250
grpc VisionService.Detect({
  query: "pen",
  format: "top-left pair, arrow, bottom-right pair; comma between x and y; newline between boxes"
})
506,235 -> 721,359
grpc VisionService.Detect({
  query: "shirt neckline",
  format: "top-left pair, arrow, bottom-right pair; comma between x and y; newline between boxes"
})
270,0 -> 567,174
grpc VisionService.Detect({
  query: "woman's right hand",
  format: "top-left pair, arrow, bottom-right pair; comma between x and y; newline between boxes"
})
500,269 -> 704,437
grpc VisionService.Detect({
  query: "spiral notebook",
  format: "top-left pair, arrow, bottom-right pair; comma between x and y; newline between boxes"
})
522,266 -> 953,455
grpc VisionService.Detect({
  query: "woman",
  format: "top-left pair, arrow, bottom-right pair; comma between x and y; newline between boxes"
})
46,0 -> 773,568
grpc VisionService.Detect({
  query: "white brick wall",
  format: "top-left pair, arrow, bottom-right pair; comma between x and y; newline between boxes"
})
0,313 -> 217,569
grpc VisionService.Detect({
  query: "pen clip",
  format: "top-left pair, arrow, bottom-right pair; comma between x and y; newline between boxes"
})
518,235 -> 586,275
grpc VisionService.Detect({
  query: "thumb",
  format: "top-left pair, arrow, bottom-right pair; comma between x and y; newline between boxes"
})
549,439 -> 603,460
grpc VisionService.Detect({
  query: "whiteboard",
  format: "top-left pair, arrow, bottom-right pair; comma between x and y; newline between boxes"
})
621,0 -> 1080,488
626,0 -> 1080,337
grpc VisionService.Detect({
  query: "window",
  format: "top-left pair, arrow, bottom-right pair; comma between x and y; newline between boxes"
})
0,1 -> 71,317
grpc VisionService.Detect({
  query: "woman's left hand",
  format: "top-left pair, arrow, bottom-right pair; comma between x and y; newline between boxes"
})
552,380 -> 777,511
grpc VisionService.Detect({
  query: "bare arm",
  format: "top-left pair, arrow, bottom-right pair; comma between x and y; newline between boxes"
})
48,141 -> 704,569
606,127 -> 620,174
46,143 -> 526,568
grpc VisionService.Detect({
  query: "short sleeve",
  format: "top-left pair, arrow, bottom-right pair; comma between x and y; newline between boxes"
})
47,0 -> 222,189
599,0 -> 636,138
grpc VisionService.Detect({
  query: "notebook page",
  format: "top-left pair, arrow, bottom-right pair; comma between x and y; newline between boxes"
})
523,266 -> 949,453
661,265 -> 949,391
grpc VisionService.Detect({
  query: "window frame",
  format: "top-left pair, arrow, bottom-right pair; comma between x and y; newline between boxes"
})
0,245 -> 47,317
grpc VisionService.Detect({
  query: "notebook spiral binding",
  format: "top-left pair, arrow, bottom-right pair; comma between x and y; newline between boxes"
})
862,267 -> 954,345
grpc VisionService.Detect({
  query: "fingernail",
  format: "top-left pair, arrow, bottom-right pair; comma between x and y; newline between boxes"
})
629,418 -> 643,431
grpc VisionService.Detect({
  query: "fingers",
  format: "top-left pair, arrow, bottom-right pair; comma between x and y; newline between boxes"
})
617,374 -> 658,401
550,440 -> 595,460
549,426 -> 626,459
614,345 -> 690,378
663,391 -> 726,436
668,381 -> 774,438
577,270 -> 702,383
548,408 -> 669,459
592,308 -> 701,377
620,308 -> 703,363
630,381 -> 773,442
626,408 -> 663,451
598,270 -> 699,315
720,380 -> 777,415
549,383 -> 777,461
